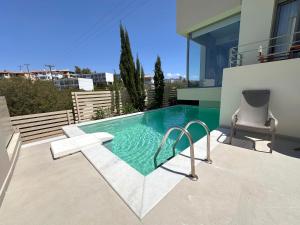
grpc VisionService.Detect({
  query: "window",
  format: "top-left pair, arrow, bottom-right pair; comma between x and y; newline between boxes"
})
187,15 -> 240,87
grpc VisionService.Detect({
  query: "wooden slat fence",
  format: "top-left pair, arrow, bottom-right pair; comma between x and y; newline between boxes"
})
72,87 -> 177,123
8,87 -> 176,143
146,87 -> 177,107
11,110 -> 74,143
72,91 -> 114,122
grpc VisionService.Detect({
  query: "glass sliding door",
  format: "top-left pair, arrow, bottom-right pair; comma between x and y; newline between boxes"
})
272,0 -> 300,53
187,15 -> 240,87
188,38 -> 201,87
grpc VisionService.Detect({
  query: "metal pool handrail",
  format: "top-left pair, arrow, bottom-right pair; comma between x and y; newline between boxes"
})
153,126 -> 198,180
172,120 -> 211,164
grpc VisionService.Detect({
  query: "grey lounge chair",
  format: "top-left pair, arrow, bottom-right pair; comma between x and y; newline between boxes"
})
229,90 -> 278,153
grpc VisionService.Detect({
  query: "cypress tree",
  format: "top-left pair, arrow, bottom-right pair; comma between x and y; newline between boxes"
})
154,56 -> 165,108
140,66 -> 146,110
135,56 -> 142,98
134,56 -> 146,110
119,24 -> 145,111
119,24 -> 137,107
113,73 -> 120,115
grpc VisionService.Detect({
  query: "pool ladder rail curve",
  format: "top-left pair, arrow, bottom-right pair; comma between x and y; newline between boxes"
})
153,120 -> 211,181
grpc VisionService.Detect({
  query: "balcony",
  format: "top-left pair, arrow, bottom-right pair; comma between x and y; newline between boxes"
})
229,31 -> 300,67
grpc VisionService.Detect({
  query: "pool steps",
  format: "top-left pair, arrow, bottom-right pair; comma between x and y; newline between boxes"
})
154,120 -> 212,180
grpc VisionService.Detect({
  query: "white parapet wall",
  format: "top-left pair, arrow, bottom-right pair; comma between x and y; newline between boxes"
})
220,58 -> 300,139
177,87 -> 221,107
0,97 -> 21,205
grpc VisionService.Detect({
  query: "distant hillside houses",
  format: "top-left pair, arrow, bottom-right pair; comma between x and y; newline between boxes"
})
73,73 -> 114,86
144,75 -> 187,89
1,69 -> 186,90
31,69 -> 74,80
0,70 -> 33,79
54,73 -> 115,90
0,69 -> 74,80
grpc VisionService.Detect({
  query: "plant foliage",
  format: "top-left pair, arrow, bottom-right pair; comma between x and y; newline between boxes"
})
0,78 -> 74,116
113,74 -> 121,115
122,103 -> 138,114
74,66 -> 92,74
119,24 -> 145,111
93,107 -> 111,120
154,56 -> 165,108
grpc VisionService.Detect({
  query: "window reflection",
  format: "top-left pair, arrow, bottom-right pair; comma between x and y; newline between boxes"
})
188,20 -> 240,87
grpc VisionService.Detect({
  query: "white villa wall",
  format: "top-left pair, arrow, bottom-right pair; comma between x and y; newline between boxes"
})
177,87 -> 221,106
220,58 -> 300,139
176,0 -> 241,35
177,0 -> 278,63
238,0 -> 276,65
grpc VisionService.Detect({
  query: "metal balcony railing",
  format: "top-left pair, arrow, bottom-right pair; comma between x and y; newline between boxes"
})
229,31 -> 300,67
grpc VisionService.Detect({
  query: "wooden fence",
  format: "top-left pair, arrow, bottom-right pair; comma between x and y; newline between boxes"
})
11,110 -> 74,143
72,87 -> 177,122
146,87 -> 177,107
10,87 -> 177,142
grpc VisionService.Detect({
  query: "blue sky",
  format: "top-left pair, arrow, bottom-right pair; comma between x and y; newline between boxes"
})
0,0 -> 186,77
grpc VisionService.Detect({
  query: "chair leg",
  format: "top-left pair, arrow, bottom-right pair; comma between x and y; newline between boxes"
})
229,125 -> 234,144
270,131 -> 275,153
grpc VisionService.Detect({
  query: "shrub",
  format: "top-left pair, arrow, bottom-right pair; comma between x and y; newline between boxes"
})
0,78 -> 74,116
93,107 -> 112,120
93,107 -> 106,120
122,103 -> 138,114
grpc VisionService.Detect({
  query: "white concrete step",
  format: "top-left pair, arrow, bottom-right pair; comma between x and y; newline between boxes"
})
50,132 -> 114,159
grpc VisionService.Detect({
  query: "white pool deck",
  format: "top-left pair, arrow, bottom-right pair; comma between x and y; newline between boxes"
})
0,128 -> 300,225
61,117 -> 224,218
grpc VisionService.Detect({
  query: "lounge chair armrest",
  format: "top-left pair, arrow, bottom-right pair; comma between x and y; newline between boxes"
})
268,111 -> 278,131
231,108 -> 240,125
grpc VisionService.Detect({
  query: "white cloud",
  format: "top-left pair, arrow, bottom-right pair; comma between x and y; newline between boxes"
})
165,73 -> 184,79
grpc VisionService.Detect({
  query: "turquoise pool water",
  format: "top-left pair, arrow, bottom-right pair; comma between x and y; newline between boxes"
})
80,105 -> 220,175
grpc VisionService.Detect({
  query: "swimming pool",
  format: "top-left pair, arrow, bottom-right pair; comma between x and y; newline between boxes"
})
80,105 -> 220,175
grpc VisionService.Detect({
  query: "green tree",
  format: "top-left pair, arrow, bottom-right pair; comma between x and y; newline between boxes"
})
119,24 -> 145,111
140,66 -> 146,109
81,68 -> 92,74
74,66 -> 92,74
135,56 -> 145,110
154,56 -> 165,108
113,73 -> 121,115
74,66 -> 82,74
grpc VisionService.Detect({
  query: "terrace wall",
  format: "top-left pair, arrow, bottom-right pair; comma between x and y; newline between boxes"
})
177,87 -> 221,107
0,97 -> 21,206
220,58 -> 300,139
11,110 -> 74,143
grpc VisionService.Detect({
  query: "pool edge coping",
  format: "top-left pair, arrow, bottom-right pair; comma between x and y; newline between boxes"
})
73,105 -> 219,128
62,121 -> 225,218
